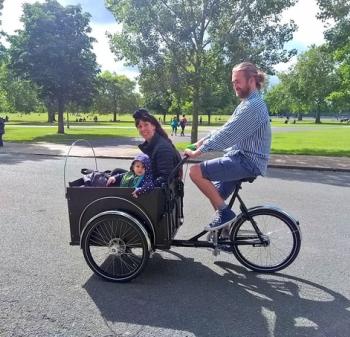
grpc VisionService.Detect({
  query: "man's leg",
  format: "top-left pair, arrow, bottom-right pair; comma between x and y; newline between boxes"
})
189,154 -> 258,230
189,164 -> 224,210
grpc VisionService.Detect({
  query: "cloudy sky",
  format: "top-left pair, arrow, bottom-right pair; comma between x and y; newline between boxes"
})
2,0 -> 329,79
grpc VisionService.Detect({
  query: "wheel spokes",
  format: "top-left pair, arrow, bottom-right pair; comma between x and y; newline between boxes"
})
234,214 -> 296,269
87,219 -> 145,277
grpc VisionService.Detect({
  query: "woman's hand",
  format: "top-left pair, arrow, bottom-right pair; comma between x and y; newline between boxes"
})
132,190 -> 139,198
106,176 -> 116,186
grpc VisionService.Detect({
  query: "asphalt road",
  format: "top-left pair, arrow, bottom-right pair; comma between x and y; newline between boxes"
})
1,154 -> 350,337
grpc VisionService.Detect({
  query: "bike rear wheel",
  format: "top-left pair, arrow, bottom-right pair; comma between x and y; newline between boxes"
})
230,208 -> 301,272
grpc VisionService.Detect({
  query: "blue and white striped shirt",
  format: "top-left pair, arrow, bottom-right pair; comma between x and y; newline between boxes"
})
199,90 -> 271,175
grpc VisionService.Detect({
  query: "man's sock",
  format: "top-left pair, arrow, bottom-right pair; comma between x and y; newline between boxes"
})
217,202 -> 227,211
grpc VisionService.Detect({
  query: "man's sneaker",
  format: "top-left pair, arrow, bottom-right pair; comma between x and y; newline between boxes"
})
205,207 -> 236,231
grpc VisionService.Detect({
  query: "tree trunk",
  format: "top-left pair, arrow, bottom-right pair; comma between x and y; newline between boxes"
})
48,109 -> 55,123
46,99 -> 56,123
315,110 -> 321,124
208,111 -> 211,126
297,112 -> 303,121
57,97 -> 65,134
191,83 -> 199,143
113,110 -> 117,122
191,65 -> 201,143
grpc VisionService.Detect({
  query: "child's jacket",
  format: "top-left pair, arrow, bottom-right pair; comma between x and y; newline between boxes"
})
113,153 -> 154,196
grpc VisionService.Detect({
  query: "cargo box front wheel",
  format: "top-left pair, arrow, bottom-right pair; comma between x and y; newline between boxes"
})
81,211 -> 151,282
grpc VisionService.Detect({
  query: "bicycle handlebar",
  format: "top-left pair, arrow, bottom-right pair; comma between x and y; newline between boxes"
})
166,154 -> 189,186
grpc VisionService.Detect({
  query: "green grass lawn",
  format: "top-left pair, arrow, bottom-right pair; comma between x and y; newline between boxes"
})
4,112 -> 346,127
4,125 -> 139,143
3,113 -> 349,157
271,128 -> 350,156
177,126 -> 350,157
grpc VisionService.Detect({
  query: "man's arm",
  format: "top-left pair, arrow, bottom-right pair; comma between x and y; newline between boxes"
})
199,106 -> 265,153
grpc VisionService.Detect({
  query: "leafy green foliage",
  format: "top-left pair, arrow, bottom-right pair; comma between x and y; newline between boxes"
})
265,82 -> 293,116
8,0 -> 99,133
0,0 -> 6,61
94,71 -> 140,120
317,1 -> 350,112
317,0 -> 350,49
0,63 -> 42,113
106,0 -> 298,141
266,46 -> 339,123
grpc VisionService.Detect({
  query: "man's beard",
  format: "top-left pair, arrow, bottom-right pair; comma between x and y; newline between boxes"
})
236,86 -> 251,98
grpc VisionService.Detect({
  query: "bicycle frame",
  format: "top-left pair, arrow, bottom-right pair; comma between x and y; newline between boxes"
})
171,179 -> 268,250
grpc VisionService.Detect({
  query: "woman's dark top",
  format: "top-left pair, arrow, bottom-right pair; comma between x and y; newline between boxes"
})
138,132 -> 181,187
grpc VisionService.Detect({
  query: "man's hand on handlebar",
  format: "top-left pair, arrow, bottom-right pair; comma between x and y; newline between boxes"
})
184,148 -> 202,158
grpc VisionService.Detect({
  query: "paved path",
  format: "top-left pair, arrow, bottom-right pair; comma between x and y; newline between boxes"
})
1,139 -> 349,172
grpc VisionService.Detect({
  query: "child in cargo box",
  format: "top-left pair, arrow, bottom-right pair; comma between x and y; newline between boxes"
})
106,153 -> 154,198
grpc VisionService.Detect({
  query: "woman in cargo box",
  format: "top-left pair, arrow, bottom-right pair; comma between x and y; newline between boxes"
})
133,108 -> 181,187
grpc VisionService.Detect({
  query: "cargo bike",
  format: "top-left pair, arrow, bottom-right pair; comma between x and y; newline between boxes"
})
65,142 -> 302,282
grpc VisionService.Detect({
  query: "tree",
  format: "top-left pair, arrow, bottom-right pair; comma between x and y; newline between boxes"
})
265,46 -> 339,122
139,59 -> 188,121
265,82 -> 293,116
8,0 -> 99,133
317,0 -> 350,113
0,0 -> 3,21
276,70 -> 309,120
106,0 -> 297,142
291,46 -> 338,123
199,56 -> 237,124
0,63 -> 42,114
317,0 -> 350,50
95,71 -> 139,120
0,0 -> 6,62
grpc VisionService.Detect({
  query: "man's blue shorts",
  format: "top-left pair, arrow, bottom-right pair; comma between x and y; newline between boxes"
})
200,152 -> 261,199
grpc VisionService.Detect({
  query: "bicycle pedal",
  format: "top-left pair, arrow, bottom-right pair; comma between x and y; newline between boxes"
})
220,227 -> 230,239
218,245 -> 233,253
206,232 -> 214,242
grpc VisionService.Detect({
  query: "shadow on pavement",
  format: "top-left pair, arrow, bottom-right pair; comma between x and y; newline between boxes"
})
83,252 -> 350,337
267,168 -> 350,188
0,149 -> 61,165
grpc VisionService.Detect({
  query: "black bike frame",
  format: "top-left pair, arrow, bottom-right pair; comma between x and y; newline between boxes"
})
171,179 -> 266,249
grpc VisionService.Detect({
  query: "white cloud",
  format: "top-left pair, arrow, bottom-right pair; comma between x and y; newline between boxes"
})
274,0 -> 329,72
1,0 -> 332,80
282,0 -> 326,47
90,22 -> 139,80
1,0 -> 138,80
2,0 -> 43,35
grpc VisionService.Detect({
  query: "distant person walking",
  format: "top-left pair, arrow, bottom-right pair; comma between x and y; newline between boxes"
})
179,114 -> 188,136
0,117 -> 5,147
170,116 -> 179,136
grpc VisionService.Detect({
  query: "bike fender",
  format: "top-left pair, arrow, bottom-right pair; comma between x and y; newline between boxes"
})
232,205 -> 300,228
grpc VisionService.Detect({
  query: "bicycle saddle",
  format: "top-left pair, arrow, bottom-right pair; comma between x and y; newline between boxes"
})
240,177 -> 256,183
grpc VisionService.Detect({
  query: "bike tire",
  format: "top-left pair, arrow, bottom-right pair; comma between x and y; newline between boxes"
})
230,207 -> 301,273
81,213 -> 150,282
